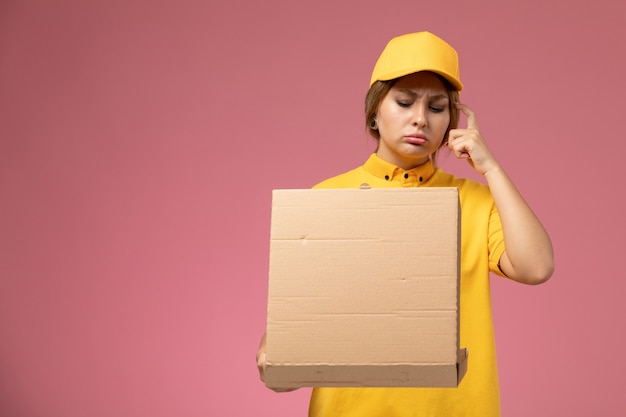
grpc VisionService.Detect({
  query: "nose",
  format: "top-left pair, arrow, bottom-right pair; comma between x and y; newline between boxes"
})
412,103 -> 427,128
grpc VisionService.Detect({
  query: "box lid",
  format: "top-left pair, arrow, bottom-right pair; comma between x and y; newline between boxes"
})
265,187 -> 465,388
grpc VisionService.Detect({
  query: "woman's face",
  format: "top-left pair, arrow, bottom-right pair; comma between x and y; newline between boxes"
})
376,72 -> 451,170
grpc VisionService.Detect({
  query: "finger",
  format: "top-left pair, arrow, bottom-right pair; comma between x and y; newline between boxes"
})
257,351 -> 266,379
447,139 -> 466,158
446,127 -> 463,144
257,350 -> 266,368
453,147 -> 471,160
455,102 -> 479,130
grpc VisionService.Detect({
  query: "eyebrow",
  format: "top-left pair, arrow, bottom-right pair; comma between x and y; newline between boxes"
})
396,89 -> 449,100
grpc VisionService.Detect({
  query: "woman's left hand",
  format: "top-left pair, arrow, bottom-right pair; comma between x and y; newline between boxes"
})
446,103 -> 499,176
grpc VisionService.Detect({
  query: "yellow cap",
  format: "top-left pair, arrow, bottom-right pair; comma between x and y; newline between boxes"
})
369,31 -> 463,91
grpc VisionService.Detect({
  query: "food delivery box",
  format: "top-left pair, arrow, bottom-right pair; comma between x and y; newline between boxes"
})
263,187 -> 467,389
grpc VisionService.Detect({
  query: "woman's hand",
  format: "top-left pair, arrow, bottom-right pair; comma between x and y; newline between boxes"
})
256,332 -> 299,393
446,103 -> 499,176
256,333 -> 267,380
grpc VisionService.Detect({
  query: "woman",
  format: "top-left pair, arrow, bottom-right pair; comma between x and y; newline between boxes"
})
257,31 -> 553,417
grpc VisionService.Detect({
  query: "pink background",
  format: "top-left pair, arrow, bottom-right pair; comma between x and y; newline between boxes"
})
1,0 -> 624,415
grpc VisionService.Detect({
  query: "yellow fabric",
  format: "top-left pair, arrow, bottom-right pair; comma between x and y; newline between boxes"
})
308,153 -> 505,417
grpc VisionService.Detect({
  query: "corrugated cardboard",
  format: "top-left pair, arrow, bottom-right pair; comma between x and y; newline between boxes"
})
264,187 -> 466,389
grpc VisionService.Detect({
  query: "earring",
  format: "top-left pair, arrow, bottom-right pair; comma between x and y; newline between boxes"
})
370,118 -> 378,130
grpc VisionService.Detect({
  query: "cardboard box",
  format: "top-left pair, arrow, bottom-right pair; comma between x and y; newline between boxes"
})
264,187 -> 466,389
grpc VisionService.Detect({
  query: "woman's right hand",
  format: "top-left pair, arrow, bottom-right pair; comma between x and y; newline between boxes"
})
256,333 -> 268,379
256,332 -> 299,393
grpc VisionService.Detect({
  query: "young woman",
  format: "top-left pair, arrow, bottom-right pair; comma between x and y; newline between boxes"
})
257,31 -> 554,417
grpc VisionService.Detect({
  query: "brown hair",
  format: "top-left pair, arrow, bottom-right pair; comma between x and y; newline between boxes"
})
364,73 -> 460,163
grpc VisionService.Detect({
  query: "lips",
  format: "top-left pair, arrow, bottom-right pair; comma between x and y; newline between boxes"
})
405,133 -> 427,145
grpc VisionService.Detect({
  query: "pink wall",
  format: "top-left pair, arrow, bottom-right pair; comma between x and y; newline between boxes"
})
1,0 -> 624,415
